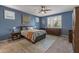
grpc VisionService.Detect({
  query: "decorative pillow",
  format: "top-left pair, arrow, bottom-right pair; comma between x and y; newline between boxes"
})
22,26 -> 28,30
27,27 -> 34,30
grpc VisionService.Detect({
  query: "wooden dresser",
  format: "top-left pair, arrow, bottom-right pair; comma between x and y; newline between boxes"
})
45,28 -> 61,36
69,30 -> 73,43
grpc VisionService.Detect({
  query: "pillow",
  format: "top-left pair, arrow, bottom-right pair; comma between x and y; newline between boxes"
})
27,27 -> 34,30
21,26 -> 28,30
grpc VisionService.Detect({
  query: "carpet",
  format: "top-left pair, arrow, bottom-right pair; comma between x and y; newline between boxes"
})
0,35 -> 57,53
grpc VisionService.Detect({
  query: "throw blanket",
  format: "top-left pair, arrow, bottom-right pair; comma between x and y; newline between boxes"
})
27,31 -> 33,41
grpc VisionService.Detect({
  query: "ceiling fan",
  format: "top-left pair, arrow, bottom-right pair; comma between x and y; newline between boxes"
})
39,6 -> 51,14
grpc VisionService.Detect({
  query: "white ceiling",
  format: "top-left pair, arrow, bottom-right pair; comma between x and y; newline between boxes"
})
4,5 -> 78,17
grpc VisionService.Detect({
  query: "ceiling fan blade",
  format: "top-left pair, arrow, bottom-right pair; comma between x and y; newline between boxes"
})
41,6 -> 45,8
44,9 -> 51,11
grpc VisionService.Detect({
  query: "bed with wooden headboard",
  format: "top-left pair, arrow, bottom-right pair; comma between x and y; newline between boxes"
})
21,26 -> 46,43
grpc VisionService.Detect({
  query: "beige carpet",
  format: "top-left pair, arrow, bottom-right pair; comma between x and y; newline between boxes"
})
0,35 -> 57,53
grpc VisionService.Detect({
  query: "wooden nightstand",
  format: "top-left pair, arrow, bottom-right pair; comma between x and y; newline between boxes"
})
69,30 -> 73,43
11,32 -> 21,40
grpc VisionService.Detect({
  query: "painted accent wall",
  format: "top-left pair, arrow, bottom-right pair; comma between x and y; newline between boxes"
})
39,11 -> 73,35
40,17 -> 47,29
62,11 -> 72,35
0,6 -> 39,40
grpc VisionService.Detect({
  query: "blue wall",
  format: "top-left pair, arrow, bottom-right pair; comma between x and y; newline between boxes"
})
40,17 -> 47,28
39,11 -> 73,35
0,6 -> 39,40
62,11 -> 72,35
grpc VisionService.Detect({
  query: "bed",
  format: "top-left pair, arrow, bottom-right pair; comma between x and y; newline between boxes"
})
21,27 -> 46,43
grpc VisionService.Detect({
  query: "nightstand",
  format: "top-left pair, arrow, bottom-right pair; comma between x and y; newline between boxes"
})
11,32 -> 21,40
69,30 -> 73,43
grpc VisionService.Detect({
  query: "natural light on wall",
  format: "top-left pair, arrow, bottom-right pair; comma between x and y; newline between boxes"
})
47,15 -> 62,28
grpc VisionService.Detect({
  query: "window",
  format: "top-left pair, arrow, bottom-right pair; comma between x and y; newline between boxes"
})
47,15 -> 62,28
4,10 -> 15,20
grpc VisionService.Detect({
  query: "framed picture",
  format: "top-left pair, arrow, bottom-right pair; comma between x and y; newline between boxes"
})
22,15 -> 30,24
4,10 -> 15,20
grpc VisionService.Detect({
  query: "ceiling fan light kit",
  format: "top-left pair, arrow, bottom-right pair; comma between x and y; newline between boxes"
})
41,11 -> 45,14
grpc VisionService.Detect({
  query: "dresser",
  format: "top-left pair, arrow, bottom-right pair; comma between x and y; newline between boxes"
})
45,28 -> 61,36
69,30 -> 73,43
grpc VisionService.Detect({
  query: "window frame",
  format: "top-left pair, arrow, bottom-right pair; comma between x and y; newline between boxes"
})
47,15 -> 62,28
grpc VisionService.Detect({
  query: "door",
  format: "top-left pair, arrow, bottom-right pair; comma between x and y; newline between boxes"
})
73,7 -> 79,52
